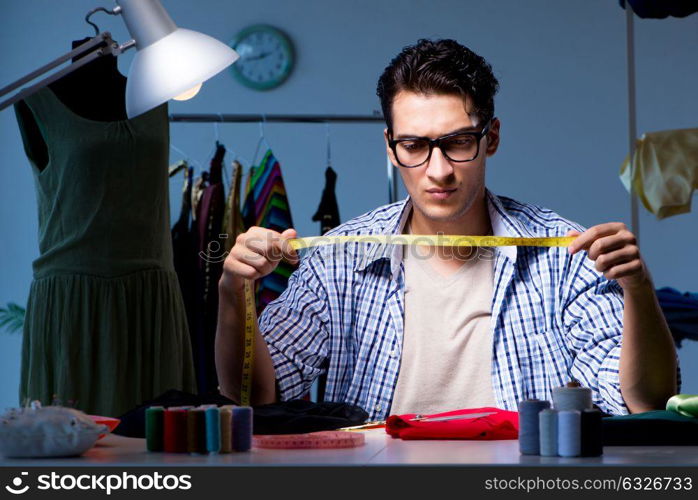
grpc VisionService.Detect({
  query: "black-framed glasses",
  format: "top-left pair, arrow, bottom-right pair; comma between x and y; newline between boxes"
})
388,120 -> 492,168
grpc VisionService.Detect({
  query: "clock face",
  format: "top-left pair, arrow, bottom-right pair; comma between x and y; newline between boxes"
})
230,25 -> 294,90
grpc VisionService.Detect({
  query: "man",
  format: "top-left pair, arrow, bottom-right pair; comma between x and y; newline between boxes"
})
215,39 -> 678,420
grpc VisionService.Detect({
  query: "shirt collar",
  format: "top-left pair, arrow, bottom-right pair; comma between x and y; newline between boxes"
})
354,188 -> 531,277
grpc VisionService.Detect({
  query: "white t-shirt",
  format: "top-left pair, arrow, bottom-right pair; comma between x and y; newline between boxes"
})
389,244 -> 497,415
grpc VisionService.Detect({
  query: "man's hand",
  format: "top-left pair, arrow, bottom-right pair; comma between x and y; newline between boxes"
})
220,226 -> 299,291
566,222 -> 651,291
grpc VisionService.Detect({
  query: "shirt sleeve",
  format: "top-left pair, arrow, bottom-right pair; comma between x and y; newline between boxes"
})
560,252 -> 629,415
257,248 -> 331,401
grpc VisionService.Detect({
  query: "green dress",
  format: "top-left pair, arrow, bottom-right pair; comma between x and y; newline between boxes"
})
14,87 -> 196,417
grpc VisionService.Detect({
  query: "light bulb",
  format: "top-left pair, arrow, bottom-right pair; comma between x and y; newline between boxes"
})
173,82 -> 203,101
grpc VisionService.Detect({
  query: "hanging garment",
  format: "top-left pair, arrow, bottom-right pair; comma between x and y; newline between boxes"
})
619,0 -> 698,19
312,166 -> 340,235
656,287 -> 698,348
190,142 -> 227,394
222,160 -> 245,253
242,149 -> 296,314
171,166 -> 196,343
619,128 -> 698,219
14,87 -> 196,417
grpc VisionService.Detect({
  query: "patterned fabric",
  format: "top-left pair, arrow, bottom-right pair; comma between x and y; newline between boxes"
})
258,189 -> 676,420
242,149 -> 296,314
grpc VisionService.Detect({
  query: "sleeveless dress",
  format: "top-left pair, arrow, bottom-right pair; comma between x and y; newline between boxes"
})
14,86 -> 196,417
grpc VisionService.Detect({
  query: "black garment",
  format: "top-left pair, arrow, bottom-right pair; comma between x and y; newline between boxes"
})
311,166 -> 340,235
620,0 -> 698,19
191,143 -> 227,394
172,166 -> 196,350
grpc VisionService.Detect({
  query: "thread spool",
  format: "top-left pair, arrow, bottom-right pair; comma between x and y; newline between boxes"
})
145,406 -> 164,452
219,406 -> 233,453
187,408 -> 207,454
557,410 -> 581,457
518,399 -> 550,455
205,407 -> 221,454
163,408 -> 188,453
538,409 -> 558,457
232,406 -> 253,452
552,381 -> 592,411
580,409 -> 603,457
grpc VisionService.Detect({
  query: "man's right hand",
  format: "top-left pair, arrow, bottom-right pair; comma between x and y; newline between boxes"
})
220,226 -> 299,291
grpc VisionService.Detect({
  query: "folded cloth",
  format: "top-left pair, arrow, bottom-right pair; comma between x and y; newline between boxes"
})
386,407 -> 519,440
667,394 -> 698,418
619,128 -> 698,219
602,410 -> 698,445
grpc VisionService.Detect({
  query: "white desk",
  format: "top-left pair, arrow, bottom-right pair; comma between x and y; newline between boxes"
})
2,430 -> 697,466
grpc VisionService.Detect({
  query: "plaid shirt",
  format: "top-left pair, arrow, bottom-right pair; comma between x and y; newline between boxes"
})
259,189 -> 634,420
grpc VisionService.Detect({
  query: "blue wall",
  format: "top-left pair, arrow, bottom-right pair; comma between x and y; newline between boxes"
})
1,0 -> 696,409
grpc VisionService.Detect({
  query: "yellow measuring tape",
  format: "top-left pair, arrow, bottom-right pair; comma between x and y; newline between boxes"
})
239,234 -> 576,405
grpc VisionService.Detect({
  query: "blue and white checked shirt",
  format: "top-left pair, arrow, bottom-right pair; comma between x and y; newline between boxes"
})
259,189 -> 631,419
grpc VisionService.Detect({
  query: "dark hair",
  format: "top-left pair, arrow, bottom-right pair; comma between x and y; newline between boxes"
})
376,39 -> 499,131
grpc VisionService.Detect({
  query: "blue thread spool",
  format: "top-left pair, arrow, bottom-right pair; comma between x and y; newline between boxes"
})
553,381 -> 592,411
145,406 -> 164,452
205,407 -> 221,453
232,406 -> 253,452
557,410 -> 581,457
580,409 -> 603,457
538,409 -> 558,457
518,399 -> 550,455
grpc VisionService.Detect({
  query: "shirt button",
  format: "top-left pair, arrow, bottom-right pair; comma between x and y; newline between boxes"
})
375,403 -> 382,412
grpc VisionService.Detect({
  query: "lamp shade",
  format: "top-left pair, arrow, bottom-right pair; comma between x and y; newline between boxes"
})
125,27 -> 238,118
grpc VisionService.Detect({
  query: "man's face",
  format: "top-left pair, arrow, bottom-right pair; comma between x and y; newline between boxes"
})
385,91 -> 500,227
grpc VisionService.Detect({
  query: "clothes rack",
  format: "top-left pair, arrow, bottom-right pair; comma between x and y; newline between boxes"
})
168,113 -> 399,203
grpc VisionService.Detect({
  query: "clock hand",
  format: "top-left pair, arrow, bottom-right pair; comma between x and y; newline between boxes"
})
245,51 -> 272,62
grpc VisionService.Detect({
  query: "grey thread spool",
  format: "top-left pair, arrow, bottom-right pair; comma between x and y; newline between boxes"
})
558,410 -> 582,457
518,399 -> 551,455
538,409 -> 558,456
552,381 -> 592,411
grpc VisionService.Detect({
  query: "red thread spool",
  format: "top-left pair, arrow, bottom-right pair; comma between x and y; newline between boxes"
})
163,409 -> 188,453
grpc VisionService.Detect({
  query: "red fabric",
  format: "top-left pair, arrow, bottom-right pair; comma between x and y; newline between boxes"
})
385,407 -> 519,440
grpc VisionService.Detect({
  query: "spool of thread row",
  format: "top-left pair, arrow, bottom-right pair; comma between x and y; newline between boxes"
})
580,409 -> 603,457
518,399 -> 551,455
232,406 -> 253,452
557,410 -> 581,457
553,381 -> 592,412
163,408 -> 188,453
145,406 -> 164,452
538,409 -> 558,457
205,407 -> 221,454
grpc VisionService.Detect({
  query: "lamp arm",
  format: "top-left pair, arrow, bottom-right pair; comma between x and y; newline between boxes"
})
0,32 -> 135,113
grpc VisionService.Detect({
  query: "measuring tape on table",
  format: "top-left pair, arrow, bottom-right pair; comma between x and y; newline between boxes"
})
239,234 -> 576,405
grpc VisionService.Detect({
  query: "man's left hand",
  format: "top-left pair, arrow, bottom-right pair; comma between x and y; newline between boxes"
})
566,222 -> 651,291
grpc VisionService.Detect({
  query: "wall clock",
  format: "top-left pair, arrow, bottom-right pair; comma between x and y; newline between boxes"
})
229,25 -> 294,90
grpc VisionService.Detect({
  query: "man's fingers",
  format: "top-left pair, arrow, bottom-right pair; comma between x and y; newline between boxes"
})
587,233 -> 634,261
280,228 -> 300,265
567,222 -> 627,254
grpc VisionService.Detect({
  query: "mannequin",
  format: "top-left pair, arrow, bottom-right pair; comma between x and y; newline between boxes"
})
14,35 -> 197,417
